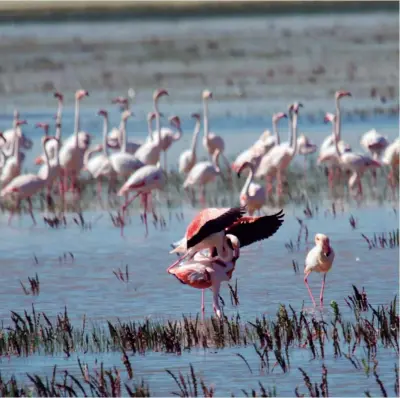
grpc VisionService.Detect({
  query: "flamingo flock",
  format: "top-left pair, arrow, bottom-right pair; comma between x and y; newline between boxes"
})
0,88 -> 396,233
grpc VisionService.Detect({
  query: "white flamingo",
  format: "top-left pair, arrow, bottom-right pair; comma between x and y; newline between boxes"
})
179,113 -> 201,174
1,110 -> 33,155
58,89 -> 91,195
135,89 -> 169,166
1,136 -> 57,225
0,119 -> 27,188
108,110 -> 144,178
360,129 -> 389,160
35,92 -> 64,166
382,137 -> 400,193
256,104 -> 302,197
117,163 -> 166,236
183,148 -> 222,204
237,161 -> 266,215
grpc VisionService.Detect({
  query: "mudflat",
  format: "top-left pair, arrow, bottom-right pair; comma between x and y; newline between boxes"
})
0,11 -> 398,114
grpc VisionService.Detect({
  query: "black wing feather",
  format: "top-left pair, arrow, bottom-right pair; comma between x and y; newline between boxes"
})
187,206 -> 246,249
225,210 -> 284,248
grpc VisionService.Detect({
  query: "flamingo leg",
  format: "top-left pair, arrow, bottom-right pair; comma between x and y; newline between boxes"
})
200,185 -> 206,207
357,178 -> 363,198
212,282 -> 222,319
319,273 -> 327,308
96,178 -> 103,205
8,198 -> 19,226
120,192 -> 140,236
304,271 -> 316,307
143,193 -> 149,237
265,175 -> 273,196
201,289 -> 205,314
303,156 -> 307,180
27,197 -> 36,225
164,150 -> 168,178
327,168 -> 334,192
276,169 -> 282,198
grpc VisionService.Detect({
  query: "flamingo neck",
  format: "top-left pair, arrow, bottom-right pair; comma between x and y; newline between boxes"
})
13,128 -> 20,159
74,98 -> 80,147
203,98 -> 209,141
243,163 -> 254,197
213,151 -> 221,173
287,112 -> 293,147
190,121 -> 200,155
121,118 -> 127,153
102,117 -> 109,157
272,119 -> 280,145
290,112 -> 298,157
335,97 -> 342,142
147,117 -> 154,142
42,139 -> 52,181
154,99 -> 162,146
56,102 -> 63,140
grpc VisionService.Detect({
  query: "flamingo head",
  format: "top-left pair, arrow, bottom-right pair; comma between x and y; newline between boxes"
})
35,122 -> 49,134
226,234 -> 240,262
153,89 -> 169,101
75,89 -> 89,100
315,233 -> 332,256
111,96 -> 128,105
290,102 -> 303,114
335,90 -> 352,100
16,119 -> 27,127
121,110 -> 133,121
147,112 -> 157,122
97,109 -> 108,118
272,112 -> 287,123
202,89 -> 213,100
324,112 -> 336,124
168,115 -> 181,128
54,91 -> 63,102
191,113 -> 201,121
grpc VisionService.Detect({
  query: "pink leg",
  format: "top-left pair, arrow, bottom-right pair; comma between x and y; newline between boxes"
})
276,170 -> 282,198
327,168 -> 334,192
96,178 -> 103,204
358,178 -> 363,198
8,198 -> 21,226
201,289 -> 205,314
265,175 -> 273,196
200,185 -> 206,207
120,192 -> 140,236
319,273 -> 327,308
303,157 -> 307,180
304,271 -> 316,307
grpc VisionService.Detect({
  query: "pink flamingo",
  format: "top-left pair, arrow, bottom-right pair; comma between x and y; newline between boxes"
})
304,233 -> 335,307
1,110 -> 33,154
178,113 -> 201,174
1,136 -> 57,225
117,162 -> 166,236
170,210 -> 284,315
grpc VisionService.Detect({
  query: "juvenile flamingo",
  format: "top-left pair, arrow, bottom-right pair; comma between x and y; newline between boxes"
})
237,161 -> 266,215
179,113 -> 201,174
1,136 -> 57,225
304,233 -> 335,307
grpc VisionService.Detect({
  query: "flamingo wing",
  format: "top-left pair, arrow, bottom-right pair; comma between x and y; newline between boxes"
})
225,210 -> 284,248
186,206 -> 246,249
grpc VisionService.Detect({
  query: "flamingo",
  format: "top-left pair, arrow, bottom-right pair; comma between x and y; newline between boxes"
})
117,162 -> 166,236
183,148 -> 222,204
202,90 -> 231,175
304,233 -> 335,307
107,97 -> 142,154
382,137 -> 400,194
167,206 -> 247,272
108,110 -> 144,178
0,119 -> 28,188
170,210 -> 285,315
256,103 -> 302,198
1,110 -> 33,155
85,110 -> 116,200
58,89 -> 91,196
331,91 -> 381,197
1,136 -> 57,225
135,89 -> 169,166
237,161 -> 266,215
179,113 -> 201,174
35,92 -> 64,166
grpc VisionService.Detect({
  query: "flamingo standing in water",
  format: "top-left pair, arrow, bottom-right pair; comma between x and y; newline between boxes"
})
304,233 -> 335,307
108,110 -> 144,178
202,90 -> 231,177
1,136 -> 57,225
237,161 -> 266,215
135,89 -> 169,166
256,104 -> 302,198
0,119 -> 28,188
169,210 -> 285,316
117,162 -> 166,236
183,148 -> 222,204
179,113 -> 201,174
382,137 -> 400,194
331,91 -> 381,198
58,89 -> 91,197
